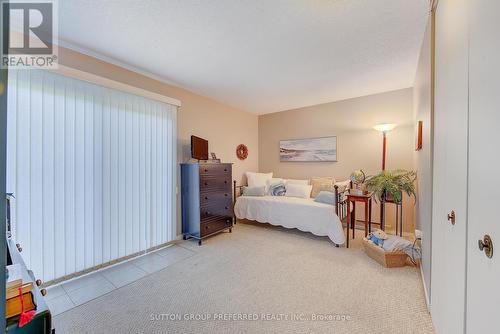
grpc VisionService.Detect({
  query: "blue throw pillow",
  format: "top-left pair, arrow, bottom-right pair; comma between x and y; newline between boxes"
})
242,186 -> 266,196
314,191 -> 336,205
268,182 -> 286,196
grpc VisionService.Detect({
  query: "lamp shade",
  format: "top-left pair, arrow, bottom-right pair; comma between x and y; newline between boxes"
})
373,123 -> 397,133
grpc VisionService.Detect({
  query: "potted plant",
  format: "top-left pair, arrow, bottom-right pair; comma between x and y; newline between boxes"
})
365,169 -> 417,204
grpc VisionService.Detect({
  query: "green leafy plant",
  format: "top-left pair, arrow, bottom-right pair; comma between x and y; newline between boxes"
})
365,169 -> 417,204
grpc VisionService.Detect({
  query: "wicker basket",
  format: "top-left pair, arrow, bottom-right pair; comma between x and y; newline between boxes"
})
362,238 -> 409,268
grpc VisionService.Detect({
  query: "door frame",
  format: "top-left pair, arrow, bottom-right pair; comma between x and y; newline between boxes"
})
0,0 -> 9,328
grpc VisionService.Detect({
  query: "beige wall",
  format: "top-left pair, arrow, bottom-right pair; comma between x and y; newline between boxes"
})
413,16 -> 433,301
58,46 -> 418,235
58,47 -> 259,235
258,88 -> 415,232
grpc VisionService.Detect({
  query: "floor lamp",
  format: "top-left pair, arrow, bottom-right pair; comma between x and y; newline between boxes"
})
373,123 -> 397,171
373,123 -> 397,232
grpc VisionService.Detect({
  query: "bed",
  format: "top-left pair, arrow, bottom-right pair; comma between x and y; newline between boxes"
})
233,182 -> 351,246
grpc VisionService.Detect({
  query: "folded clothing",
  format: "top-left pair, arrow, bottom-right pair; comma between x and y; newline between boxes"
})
382,235 -> 421,259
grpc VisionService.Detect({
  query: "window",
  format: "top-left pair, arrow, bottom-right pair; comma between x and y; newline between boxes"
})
7,69 -> 177,282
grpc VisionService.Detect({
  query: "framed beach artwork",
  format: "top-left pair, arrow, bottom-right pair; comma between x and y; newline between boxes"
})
280,136 -> 337,162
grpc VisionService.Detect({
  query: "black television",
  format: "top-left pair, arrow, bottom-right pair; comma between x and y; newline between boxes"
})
191,135 -> 208,160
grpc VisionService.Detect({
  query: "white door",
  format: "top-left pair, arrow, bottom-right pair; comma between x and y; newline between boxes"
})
431,0 -> 469,333
466,1 -> 500,332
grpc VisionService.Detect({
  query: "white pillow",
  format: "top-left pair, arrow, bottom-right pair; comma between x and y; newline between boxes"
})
285,179 -> 310,186
285,183 -> 313,199
265,178 -> 285,195
266,178 -> 284,188
246,172 -> 273,188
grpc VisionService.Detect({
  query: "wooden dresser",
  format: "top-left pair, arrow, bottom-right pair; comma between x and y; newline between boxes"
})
181,163 -> 233,245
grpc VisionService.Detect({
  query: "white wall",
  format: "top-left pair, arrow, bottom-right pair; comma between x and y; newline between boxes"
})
413,16 -> 433,304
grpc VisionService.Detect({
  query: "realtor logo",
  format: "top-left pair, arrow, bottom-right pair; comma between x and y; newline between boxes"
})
1,0 -> 58,68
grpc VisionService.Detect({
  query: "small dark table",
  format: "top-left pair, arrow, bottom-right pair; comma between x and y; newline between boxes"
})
380,197 -> 403,237
345,191 -> 373,248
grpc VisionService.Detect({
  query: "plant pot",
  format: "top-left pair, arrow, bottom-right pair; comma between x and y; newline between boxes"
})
382,191 -> 402,203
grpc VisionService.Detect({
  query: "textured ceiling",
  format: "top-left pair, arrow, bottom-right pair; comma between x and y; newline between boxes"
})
59,0 -> 429,114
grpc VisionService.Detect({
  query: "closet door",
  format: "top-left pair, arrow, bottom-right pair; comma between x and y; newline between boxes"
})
467,1 -> 500,332
431,0 -> 468,333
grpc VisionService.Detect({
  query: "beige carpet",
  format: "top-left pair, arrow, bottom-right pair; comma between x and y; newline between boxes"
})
53,221 -> 434,334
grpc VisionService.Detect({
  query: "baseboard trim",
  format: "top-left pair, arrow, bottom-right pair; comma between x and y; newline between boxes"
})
44,239 -> 181,288
420,264 -> 431,312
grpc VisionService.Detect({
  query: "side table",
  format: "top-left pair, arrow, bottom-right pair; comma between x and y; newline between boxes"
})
345,191 -> 373,248
380,197 -> 403,237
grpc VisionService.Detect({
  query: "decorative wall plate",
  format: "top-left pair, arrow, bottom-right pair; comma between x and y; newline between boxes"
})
236,144 -> 248,160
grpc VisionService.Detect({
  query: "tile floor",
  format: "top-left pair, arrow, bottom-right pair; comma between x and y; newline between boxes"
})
45,244 -> 195,316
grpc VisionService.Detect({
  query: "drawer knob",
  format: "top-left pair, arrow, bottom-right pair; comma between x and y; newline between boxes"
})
224,181 -> 227,184
205,211 -> 210,215
224,168 -> 227,172
36,279 -> 42,287
40,289 -> 47,296
204,182 -> 208,186
225,206 -> 229,210
205,225 -> 209,229
225,193 -> 228,197
204,169 -> 208,172
204,196 -> 208,200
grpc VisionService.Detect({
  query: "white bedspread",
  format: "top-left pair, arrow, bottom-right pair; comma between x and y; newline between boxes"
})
234,195 -> 346,245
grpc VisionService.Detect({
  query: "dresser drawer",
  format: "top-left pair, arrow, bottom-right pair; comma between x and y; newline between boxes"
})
199,164 -> 232,177
200,175 -> 231,192
200,191 -> 232,207
200,201 -> 233,220
201,217 -> 232,237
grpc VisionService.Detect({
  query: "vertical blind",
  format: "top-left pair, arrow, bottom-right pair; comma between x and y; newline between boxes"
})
7,69 -> 177,282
